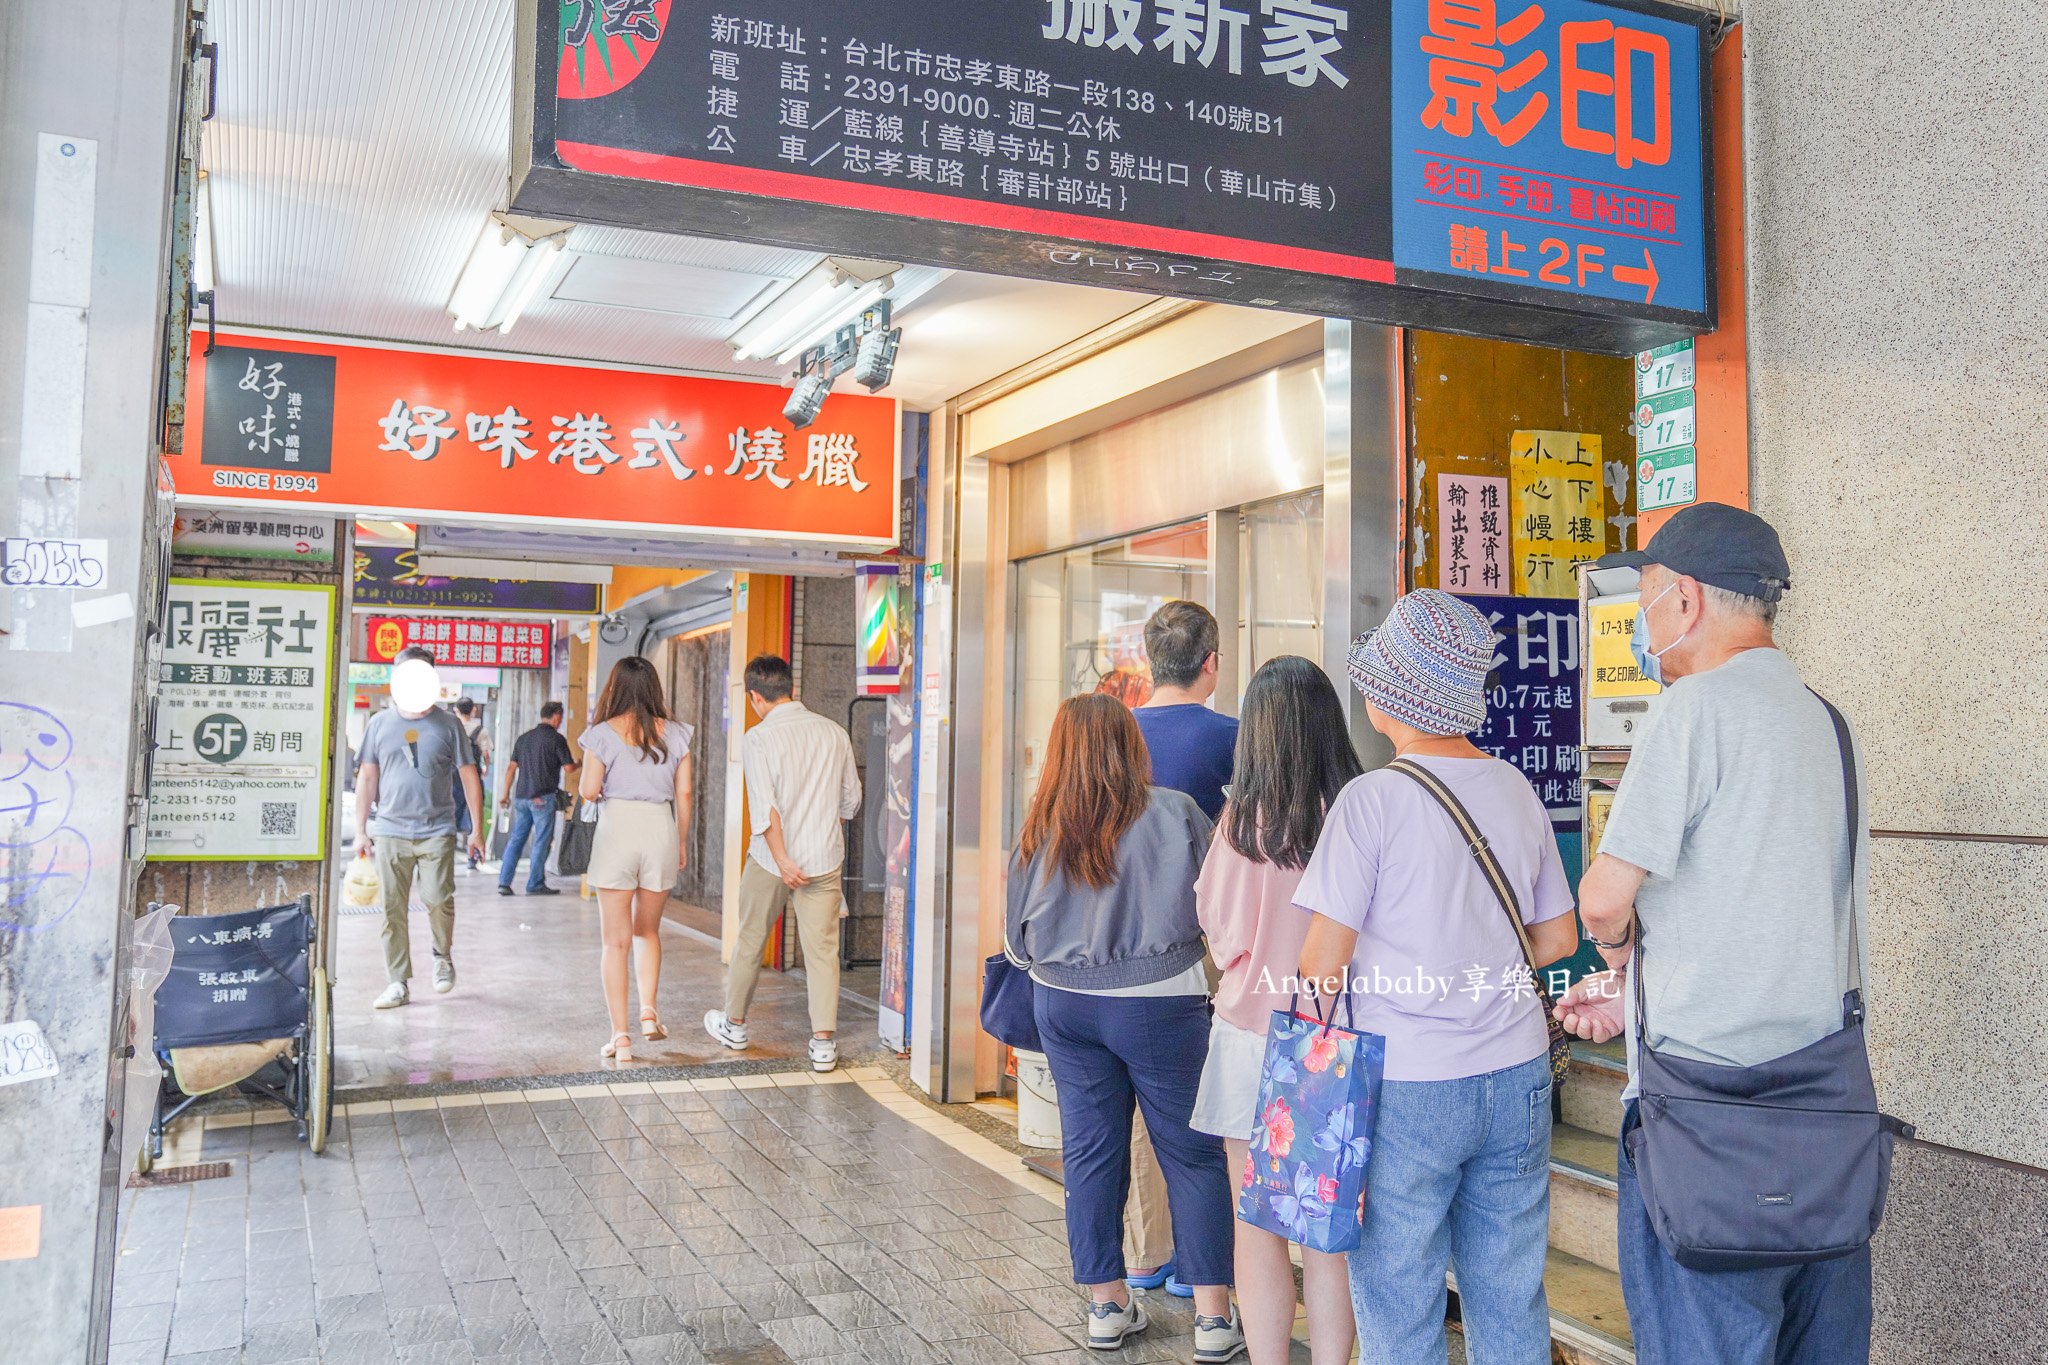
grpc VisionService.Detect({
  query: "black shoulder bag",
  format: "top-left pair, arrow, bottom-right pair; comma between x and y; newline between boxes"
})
1627,693 -> 1914,1270
1389,759 -> 1572,1090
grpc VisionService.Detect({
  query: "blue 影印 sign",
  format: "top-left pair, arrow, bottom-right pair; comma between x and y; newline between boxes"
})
1392,0 -> 1708,319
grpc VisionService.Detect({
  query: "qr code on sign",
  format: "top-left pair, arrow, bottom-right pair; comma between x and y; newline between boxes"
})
261,802 -> 298,837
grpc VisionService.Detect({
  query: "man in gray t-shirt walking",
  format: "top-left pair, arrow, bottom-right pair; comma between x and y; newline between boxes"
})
1555,503 -> 1873,1364
356,648 -> 484,1008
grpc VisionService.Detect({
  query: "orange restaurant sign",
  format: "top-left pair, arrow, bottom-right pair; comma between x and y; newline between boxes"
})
173,331 -> 901,545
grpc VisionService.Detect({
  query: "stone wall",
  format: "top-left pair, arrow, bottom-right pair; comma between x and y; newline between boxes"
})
1743,2 -> 2048,1354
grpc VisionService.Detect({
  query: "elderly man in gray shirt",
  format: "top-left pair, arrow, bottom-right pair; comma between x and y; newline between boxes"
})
1555,504 -> 1873,1365
356,647 -> 484,1008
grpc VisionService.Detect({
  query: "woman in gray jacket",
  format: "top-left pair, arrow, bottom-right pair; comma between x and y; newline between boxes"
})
1005,694 -> 1244,1363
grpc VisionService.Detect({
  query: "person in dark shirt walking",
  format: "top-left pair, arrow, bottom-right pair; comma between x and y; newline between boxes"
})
497,701 -> 578,897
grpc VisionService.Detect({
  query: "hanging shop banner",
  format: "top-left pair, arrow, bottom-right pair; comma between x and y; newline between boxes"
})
1509,430 -> 1604,598
173,332 -> 902,546
147,581 -> 335,861
361,617 -> 554,668
172,508 -> 338,563
511,0 -> 1712,354
1459,592 -> 1581,826
353,546 -> 604,616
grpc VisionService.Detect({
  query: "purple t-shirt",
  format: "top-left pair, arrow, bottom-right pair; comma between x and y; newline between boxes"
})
1294,755 -> 1572,1082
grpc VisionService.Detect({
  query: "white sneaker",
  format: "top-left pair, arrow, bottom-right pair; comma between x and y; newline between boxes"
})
1086,1297 -> 1147,1351
432,955 -> 455,994
374,982 -> 409,1009
1193,1311 -> 1247,1363
808,1036 -> 838,1073
703,1010 -> 748,1050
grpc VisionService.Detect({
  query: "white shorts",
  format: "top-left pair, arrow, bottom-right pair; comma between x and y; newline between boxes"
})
587,799 -> 678,892
1189,1014 -> 1271,1141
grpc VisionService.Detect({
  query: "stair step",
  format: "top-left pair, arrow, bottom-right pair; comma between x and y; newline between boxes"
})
1571,1037 -> 1628,1074
1449,1247 -> 1632,1365
1548,1191 -> 1618,1275
1543,1247 -> 1635,1363
1552,1120 -> 1618,1191
1562,1042 -> 1629,1139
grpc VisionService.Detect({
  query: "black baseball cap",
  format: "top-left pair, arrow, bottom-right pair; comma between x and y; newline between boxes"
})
1596,502 -> 1792,602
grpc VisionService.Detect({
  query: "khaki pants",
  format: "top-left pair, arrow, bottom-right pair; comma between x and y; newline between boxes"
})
1124,1111 -> 1175,1270
376,833 -> 456,984
726,860 -> 843,1034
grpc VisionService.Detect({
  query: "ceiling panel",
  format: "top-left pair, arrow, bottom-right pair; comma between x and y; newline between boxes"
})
201,0 -> 1148,403
550,256 -> 779,321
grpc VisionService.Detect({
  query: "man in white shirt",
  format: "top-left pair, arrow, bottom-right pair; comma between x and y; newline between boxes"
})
705,654 -> 862,1072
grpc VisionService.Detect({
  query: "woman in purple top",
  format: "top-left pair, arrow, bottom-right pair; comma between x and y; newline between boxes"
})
1296,591 -> 1584,1365
578,657 -> 693,1063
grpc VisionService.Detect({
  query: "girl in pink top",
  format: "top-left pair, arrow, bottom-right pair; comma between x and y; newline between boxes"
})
1191,656 -> 1363,1365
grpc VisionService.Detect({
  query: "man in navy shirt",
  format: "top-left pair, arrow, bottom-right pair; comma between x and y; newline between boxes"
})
1113,599 -> 1237,1295
1132,600 -> 1238,819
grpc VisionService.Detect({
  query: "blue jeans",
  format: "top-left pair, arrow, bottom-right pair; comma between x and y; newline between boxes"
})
1032,989 -> 1233,1288
1617,1102 -> 1872,1365
497,795 -> 557,892
1347,1054 -> 1553,1365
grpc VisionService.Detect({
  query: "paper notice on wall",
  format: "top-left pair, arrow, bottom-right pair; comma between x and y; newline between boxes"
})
1510,431 -> 1605,599
0,1020 -> 60,1088
0,1205 -> 41,1261
1436,474 -> 1508,594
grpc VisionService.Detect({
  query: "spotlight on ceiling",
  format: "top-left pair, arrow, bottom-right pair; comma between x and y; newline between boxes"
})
783,371 -> 831,429
447,212 -> 573,335
781,298 -> 900,429
849,315 -> 902,392
728,256 -> 899,362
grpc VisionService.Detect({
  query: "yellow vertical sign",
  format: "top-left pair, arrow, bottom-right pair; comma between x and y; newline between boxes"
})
1510,430 -> 1605,598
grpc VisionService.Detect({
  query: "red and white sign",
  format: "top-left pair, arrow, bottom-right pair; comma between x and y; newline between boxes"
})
364,617 -> 553,669
174,331 -> 901,546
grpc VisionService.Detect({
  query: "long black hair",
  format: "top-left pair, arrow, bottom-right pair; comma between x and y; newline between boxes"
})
1224,655 -> 1363,869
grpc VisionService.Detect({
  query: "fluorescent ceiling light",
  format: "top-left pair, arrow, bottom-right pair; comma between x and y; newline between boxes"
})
728,256 -> 898,361
413,554 -> 614,585
774,280 -> 889,365
448,212 -> 572,333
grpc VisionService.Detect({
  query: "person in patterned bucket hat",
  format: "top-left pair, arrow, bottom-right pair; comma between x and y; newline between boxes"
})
1346,587 -> 1496,735
1295,587 -> 1584,1362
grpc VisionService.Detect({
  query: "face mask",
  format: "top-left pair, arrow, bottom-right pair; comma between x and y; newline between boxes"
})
1630,582 -> 1692,686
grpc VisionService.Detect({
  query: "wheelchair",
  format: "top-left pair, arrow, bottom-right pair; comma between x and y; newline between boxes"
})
140,892 -> 333,1169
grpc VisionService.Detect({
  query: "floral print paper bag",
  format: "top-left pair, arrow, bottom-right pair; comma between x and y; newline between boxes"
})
1236,1002 -> 1386,1254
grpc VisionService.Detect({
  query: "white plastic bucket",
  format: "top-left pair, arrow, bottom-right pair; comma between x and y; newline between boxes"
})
1013,1049 -> 1062,1149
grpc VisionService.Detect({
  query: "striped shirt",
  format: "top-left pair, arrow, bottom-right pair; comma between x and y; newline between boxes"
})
741,701 -> 861,878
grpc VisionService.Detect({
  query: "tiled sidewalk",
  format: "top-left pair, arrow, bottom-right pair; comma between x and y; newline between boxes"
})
109,1069 -> 1213,1365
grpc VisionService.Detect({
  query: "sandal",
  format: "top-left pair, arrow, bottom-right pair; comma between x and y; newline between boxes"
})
640,1009 -> 668,1042
602,1031 -> 632,1062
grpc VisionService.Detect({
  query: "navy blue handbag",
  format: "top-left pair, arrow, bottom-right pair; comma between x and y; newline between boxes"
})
980,945 -> 1042,1053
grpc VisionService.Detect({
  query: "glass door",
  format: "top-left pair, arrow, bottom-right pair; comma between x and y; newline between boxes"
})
1011,519 -> 1209,838
1238,490 -> 1324,699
